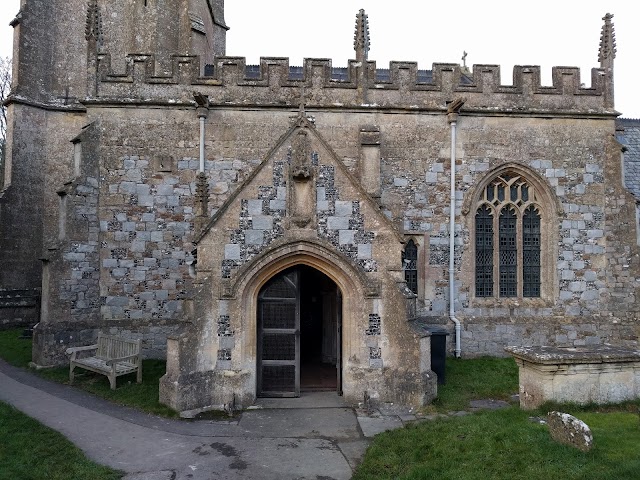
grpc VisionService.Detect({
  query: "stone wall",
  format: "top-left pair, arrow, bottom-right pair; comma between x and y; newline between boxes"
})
0,290 -> 40,328
27,103 -> 636,362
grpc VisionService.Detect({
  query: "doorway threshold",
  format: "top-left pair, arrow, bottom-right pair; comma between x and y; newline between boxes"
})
253,391 -> 347,409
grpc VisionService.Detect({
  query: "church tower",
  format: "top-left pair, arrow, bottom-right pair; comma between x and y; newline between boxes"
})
9,0 -> 227,103
0,0 -> 227,327
95,0 -> 228,74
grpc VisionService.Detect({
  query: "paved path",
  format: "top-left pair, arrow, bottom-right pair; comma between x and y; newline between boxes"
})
0,360 -> 371,480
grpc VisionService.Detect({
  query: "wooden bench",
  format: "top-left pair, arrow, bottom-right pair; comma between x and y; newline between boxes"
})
66,334 -> 142,390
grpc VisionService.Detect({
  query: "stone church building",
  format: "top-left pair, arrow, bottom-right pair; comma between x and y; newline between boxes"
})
1,1 -> 638,411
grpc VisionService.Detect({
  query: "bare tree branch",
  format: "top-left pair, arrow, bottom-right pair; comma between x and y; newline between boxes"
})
0,56 -> 11,143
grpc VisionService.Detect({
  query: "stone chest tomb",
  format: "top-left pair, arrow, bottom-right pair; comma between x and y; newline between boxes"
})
506,345 -> 640,409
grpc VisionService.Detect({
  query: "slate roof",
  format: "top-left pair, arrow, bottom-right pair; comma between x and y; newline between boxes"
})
617,118 -> 640,200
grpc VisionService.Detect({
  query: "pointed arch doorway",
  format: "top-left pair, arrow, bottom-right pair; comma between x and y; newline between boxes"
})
257,265 -> 342,397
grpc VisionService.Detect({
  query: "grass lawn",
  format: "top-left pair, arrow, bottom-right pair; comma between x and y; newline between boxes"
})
352,408 -> 640,480
0,328 -> 178,417
430,356 -> 519,412
353,356 -> 640,480
0,328 -> 32,368
0,401 -> 122,480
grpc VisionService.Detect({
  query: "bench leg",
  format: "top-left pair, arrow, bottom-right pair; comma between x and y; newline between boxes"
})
69,363 -> 75,384
137,366 -> 142,384
108,374 -> 116,390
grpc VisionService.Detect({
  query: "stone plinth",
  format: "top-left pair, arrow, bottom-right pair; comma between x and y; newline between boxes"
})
505,345 -> 640,409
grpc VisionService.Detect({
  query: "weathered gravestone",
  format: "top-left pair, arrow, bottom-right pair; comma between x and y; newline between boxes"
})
547,411 -> 593,452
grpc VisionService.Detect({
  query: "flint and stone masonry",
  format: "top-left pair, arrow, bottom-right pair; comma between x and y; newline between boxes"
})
1,1 -> 638,411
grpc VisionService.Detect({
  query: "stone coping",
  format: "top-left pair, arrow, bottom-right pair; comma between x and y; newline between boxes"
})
505,345 -> 640,364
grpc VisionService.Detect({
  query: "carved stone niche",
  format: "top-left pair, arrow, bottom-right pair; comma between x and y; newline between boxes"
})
289,129 -> 315,227
359,125 -> 381,197
153,155 -> 175,173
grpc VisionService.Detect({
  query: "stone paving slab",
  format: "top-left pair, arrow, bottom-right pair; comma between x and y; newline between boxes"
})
356,415 -> 404,437
336,439 -> 371,470
253,391 -> 347,409
240,407 -> 361,440
469,399 -> 510,410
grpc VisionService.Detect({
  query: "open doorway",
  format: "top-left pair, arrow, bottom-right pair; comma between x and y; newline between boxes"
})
299,265 -> 341,392
257,265 -> 341,397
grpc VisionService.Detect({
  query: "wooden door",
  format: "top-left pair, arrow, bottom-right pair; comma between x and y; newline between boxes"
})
257,269 -> 300,397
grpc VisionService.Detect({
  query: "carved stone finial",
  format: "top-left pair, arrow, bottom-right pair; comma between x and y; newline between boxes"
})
354,9 -> 370,62
598,13 -> 616,67
85,0 -> 103,44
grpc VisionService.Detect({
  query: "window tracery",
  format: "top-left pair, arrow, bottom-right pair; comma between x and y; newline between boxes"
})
475,172 -> 541,298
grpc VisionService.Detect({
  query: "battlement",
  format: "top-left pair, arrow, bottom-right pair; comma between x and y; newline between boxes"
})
89,53 -> 614,115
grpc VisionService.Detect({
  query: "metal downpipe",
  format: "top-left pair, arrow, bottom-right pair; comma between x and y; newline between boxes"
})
447,100 -> 465,358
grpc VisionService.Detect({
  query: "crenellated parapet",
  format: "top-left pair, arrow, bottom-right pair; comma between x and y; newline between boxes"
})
89,53 -> 615,116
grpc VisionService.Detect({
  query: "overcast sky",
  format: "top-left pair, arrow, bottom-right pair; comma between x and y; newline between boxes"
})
1,1 -> 639,117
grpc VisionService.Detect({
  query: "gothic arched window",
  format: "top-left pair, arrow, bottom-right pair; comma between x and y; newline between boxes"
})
402,239 -> 418,294
475,172 -> 541,298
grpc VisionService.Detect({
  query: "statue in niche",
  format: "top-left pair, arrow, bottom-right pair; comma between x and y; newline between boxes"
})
291,129 -> 312,180
289,128 -> 315,227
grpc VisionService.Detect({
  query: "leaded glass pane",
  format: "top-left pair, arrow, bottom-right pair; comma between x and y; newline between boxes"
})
499,207 -> 517,297
511,185 -> 518,202
487,185 -> 494,202
402,240 -> 418,294
475,205 -> 493,297
523,206 -> 541,297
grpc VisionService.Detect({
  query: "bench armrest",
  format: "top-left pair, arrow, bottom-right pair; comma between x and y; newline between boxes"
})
66,344 -> 98,355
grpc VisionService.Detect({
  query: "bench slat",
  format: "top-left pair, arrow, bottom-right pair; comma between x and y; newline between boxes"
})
74,357 -> 138,374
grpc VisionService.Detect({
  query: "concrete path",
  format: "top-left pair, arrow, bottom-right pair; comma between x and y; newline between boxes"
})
0,360 -> 373,480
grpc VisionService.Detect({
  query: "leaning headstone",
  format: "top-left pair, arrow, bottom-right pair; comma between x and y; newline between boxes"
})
546,411 -> 593,452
